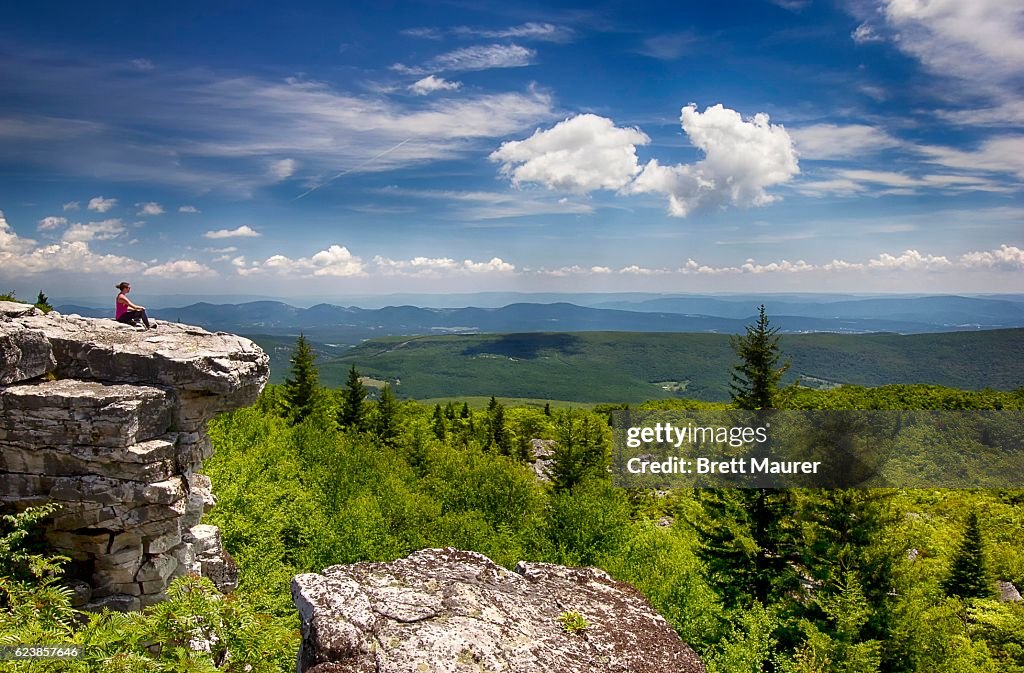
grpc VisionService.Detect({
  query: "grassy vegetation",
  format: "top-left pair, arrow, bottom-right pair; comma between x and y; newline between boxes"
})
309,329 -> 1024,403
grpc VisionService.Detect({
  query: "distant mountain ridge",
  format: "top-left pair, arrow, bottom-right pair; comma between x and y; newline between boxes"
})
55,294 -> 1024,345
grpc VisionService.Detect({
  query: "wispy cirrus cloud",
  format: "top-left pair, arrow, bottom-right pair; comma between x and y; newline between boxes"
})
0,49 -> 555,195
636,33 -> 700,60
452,23 -> 573,42
797,167 -> 1015,197
852,0 -> 1024,129
403,22 -> 572,43
391,44 -> 536,75
374,186 -> 595,220
790,123 -> 902,160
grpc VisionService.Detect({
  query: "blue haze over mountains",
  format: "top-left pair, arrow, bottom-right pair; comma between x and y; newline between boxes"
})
55,294 -> 1024,344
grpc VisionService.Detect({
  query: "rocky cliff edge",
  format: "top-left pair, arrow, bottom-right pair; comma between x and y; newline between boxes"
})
0,301 -> 269,611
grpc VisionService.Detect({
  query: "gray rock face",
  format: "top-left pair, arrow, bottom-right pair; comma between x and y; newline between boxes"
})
292,548 -> 706,673
0,306 -> 268,610
529,438 -> 555,482
998,581 -> 1022,602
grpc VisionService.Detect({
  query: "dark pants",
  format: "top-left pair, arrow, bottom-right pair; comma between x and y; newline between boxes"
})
117,309 -> 151,328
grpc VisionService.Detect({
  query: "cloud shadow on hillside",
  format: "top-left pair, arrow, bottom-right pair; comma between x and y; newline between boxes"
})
462,333 -> 583,360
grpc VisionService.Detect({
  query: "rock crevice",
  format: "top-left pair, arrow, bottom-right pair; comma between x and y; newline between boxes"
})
0,301 -> 268,612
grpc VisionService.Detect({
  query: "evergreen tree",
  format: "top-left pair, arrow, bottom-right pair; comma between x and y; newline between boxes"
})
431,404 -> 446,441
281,334 -> 319,425
338,364 -> 368,431
944,510 -> 991,599
551,409 -> 607,491
374,383 -> 399,446
730,304 -> 789,410
693,488 -> 801,610
696,304 -> 801,618
486,401 -> 513,455
798,489 -> 898,651
34,290 -> 53,313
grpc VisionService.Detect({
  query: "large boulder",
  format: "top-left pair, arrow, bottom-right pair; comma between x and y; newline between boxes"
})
0,306 -> 268,609
292,548 -> 706,673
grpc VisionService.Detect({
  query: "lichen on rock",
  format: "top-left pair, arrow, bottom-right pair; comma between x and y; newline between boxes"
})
292,547 -> 706,673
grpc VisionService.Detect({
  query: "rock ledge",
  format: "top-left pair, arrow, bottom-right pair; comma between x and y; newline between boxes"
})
0,301 -> 268,610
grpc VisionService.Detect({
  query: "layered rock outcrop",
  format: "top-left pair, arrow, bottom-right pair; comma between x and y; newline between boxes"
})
292,547 -> 706,673
0,301 -> 267,611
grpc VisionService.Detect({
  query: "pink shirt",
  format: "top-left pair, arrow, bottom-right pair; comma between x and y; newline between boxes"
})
115,293 -> 129,319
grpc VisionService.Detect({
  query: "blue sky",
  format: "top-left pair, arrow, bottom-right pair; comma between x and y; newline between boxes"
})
1,0 -> 1022,299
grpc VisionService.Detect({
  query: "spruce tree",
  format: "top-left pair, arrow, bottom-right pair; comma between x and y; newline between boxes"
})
281,334 -> 319,425
431,404 -> 446,441
730,304 -> 789,410
551,409 -> 607,491
34,290 -> 53,313
696,305 -> 799,612
487,402 -> 512,455
944,511 -> 991,599
338,364 -> 367,431
374,383 -> 399,446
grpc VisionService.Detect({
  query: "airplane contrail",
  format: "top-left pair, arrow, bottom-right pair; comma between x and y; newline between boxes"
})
293,138 -> 414,201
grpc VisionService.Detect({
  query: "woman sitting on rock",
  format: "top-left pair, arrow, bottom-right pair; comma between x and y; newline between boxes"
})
115,281 -> 156,329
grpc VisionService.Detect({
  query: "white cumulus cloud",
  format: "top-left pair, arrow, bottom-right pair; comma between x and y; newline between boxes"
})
143,260 -> 217,278
204,225 -> 261,239
88,196 -> 117,213
179,205 -> 200,213
867,249 -> 952,270
629,104 -> 799,216
409,75 -> 462,96
61,219 -> 126,243
246,245 -> 366,278
136,202 -> 164,216
62,201 -> 80,211
37,216 -> 67,231
373,255 -> 514,276
490,114 -> 651,193
959,244 -> 1024,270
0,211 -> 144,276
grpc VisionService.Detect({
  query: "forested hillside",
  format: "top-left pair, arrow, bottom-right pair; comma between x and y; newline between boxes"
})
4,326 -> 1023,671
311,329 -> 1024,401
